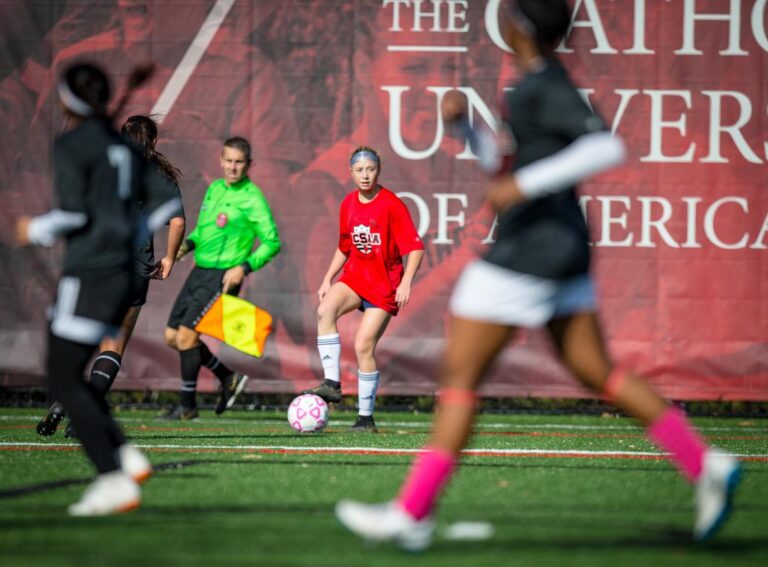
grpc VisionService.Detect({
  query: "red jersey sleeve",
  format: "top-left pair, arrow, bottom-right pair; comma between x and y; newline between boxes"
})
391,196 -> 424,255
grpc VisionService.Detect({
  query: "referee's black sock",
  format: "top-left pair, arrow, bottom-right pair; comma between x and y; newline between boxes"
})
179,347 -> 202,409
89,351 -> 122,397
199,342 -> 233,383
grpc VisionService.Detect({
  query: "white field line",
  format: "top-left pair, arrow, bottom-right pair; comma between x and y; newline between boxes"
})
0,414 -> 766,433
2,442 -> 767,460
150,0 -> 236,123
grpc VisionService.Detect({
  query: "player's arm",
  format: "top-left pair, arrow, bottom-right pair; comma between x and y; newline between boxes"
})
18,141 -> 88,247
395,249 -> 424,308
317,248 -> 348,301
442,90 -> 502,174
222,188 -> 281,293
487,131 -> 625,212
153,214 -> 186,280
151,177 -> 186,279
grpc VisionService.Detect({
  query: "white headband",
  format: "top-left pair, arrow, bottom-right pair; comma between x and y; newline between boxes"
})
57,79 -> 93,117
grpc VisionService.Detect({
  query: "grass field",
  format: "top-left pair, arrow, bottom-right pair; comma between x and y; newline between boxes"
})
1,407 -> 766,567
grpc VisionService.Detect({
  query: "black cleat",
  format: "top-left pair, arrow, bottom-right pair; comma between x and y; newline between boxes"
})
215,372 -> 249,415
36,403 -> 65,437
302,381 -> 342,403
348,415 -> 378,433
64,421 -> 78,439
158,405 -> 199,421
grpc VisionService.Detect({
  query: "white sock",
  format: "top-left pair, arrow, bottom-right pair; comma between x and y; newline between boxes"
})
317,333 -> 341,383
357,370 -> 380,416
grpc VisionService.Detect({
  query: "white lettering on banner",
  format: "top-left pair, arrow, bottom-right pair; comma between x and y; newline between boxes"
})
754,0 -> 768,50
636,197 -> 679,248
398,193 -> 767,251
382,84 -> 766,163
704,197 -> 749,249
595,196 -> 633,247
433,193 -> 467,244
385,85 -> 451,159
676,0 -> 747,56
641,90 -> 696,163
626,0 -> 654,54
560,0 -> 618,54
383,0 -> 469,33
682,197 -> 703,248
702,91 -> 763,164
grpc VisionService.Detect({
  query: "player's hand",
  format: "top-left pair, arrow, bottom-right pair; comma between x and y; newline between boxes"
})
15,216 -> 31,246
222,265 -> 245,294
441,90 -> 467,123
175,241 -> 190,261
486,175 -> 526,213
395,281 -> 412,308
317,280 -> 331,302
151,256 -> 175,280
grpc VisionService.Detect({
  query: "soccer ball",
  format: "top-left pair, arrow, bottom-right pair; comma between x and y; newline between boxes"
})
287,394 -> 329,433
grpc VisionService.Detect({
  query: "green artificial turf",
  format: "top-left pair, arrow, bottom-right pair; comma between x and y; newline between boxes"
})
0,408 -> 766,567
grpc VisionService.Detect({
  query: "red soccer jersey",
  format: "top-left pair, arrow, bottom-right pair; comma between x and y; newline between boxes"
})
338,187 -> 424,315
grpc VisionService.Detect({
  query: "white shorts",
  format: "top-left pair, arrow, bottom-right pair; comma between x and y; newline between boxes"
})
449,260 -> 596,327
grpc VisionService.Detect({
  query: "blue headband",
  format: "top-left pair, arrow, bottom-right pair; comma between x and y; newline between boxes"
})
350,150 -> 380,166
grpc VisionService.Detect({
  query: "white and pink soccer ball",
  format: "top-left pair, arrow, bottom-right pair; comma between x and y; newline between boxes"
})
287,394 -> 329,433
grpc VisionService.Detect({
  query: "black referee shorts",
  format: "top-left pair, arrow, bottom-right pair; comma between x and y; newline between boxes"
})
167,266 -> 241,330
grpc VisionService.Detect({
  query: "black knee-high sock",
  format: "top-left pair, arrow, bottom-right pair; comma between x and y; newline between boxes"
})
179,347 -> 202,408
47,333 -> 124,474
89,350 -> 122,396
199,342 -> 233,383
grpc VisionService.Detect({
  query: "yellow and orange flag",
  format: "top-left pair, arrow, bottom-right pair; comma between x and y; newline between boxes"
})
195,294 -> 273,358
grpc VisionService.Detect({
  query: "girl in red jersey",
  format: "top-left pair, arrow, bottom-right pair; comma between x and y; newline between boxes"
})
303,146 -> 424,432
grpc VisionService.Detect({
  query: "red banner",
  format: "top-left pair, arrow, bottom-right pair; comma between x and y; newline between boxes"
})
1,1 -> 766,400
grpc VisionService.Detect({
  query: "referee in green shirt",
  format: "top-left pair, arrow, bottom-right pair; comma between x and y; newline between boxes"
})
163,137 -> 281,419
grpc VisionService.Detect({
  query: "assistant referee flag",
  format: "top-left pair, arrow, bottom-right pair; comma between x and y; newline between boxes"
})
195,294 -> 273,358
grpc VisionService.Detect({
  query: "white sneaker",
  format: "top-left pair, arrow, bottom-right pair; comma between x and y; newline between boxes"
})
118,444 -> 153,484
68,471 -> 141,517
694,449 -> 741,540
335,500 -> 434,552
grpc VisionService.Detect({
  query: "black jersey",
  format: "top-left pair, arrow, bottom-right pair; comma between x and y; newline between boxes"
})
133,165 -> 184,278
484,59 -> 607,279
51,118 -> 179,274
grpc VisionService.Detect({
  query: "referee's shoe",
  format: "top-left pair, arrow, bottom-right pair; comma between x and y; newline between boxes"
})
215,372 -> 249,415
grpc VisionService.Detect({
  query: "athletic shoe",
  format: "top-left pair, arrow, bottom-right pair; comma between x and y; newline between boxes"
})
36,402 -> 65,437
215,372 -> 249,415
68,471 -> 141,517
64,421 -> 78,439
119,444 -> 153,484
302,381 -> 342,403
694,449 -> 742,540
158,405 -> 199,421
348,415 -> 378,433
335,500 -> 434,552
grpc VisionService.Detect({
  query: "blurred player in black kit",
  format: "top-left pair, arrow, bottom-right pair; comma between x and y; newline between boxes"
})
36,114 -> 186,438
16,62 -> 181,515
336,0 -> 741,549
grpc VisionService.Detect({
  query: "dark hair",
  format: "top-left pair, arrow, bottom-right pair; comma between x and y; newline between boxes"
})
122,115 -> 183,186
59,61 -> 154,120
60,63 -> 111,116
223,137 -> 252,163
349,145 -> 382,168
515,0 -> 571,49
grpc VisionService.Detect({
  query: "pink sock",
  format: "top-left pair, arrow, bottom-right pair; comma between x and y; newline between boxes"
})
647,406 -> 707,482
397,447 -> 456,520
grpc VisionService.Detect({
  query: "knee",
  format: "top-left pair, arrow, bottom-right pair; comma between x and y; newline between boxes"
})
353,336 -> 375,361
164,328 -> 179,350
317,300 -> 336,327
175,326 -> 199,350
